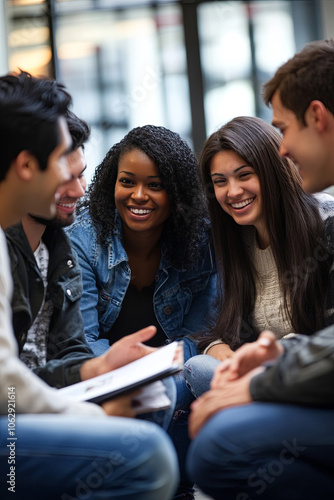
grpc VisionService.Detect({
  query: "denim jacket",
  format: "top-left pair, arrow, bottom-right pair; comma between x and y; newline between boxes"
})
66,209 -> 217,356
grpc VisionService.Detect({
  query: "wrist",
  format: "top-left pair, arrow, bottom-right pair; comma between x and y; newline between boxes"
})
203,340 -> 224,355
80,356 -> 105,381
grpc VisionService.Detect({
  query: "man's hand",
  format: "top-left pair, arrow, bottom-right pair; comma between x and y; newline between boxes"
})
211,331 -> 283,389
81,326 -> 157,380
189,368 -> 262,439
206,343 -> 234,361
101,390 -> 140,418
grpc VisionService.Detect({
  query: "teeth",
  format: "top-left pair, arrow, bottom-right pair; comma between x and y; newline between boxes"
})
130,208 -> 152,215
231,198 -> 254,209
57,202 -> 75,208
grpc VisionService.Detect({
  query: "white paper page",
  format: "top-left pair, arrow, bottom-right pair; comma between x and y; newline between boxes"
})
59,341 -> 179,402
132,381 -> 171,414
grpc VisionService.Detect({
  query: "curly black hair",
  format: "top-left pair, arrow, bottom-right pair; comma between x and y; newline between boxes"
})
83,124 -> 210,269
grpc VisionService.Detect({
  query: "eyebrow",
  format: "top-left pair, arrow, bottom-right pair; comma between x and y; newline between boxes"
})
210,164 -> 251,177
119,170 -> 161,179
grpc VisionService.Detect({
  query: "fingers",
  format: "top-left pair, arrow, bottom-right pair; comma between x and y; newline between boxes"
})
127,325 -> 157,343
258,330 -> 277,347
211,360 -> 230,389
102,392 -> 138,417
190,394 -> 204,411
223,356 -> 241,381
258,331 -> 284,357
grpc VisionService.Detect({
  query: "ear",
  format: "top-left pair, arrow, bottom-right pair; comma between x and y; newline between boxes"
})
14,151 -> 40,181
304,100 -> 329,132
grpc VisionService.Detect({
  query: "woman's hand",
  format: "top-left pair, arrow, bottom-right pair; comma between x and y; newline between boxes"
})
206,343 -> 234,361
211,330 -> 283,389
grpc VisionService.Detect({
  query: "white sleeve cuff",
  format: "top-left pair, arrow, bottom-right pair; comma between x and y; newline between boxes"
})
203,340 -> 224,355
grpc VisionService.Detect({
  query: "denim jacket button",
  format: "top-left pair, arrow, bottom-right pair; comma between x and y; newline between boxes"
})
67,260 -> 73,268
163,306 -> 174,315
66,289 -> 72,296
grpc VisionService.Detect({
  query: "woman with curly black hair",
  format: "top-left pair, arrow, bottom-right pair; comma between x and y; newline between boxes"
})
66,124 -> 216,390
67,125 -> 216,500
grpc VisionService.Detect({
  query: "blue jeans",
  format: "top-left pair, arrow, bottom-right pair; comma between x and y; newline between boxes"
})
164,342 -> 197,498
0,415 -> 179,500
175,338 -> 198,410
183,354 -> 220,398
187,402 -> 334,500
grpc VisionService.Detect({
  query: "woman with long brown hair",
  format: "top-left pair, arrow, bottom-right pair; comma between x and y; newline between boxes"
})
184,115 -> 334,397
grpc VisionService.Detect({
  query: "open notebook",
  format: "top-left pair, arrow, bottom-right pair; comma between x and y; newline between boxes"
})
59,341 -> 183,413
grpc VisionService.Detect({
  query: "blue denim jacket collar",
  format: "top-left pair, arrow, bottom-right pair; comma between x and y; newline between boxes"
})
108,212 -> 181,272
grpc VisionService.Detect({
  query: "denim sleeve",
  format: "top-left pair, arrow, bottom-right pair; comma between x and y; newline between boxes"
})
66,222 -> 104,350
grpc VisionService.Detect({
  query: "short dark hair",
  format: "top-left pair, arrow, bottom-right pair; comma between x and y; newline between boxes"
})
83,124 -> 210,269
65,110 -> 90,151
0,70 -> 72,182
263,39 -> 334,124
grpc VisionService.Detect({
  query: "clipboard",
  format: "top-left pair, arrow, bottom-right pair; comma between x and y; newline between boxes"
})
59,341 -> 183,406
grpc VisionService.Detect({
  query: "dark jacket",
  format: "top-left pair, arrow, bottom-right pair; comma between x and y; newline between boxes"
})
250,325 -> 334,406
5,223 -> 94,388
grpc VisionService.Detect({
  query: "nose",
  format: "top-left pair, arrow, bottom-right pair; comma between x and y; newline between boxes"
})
131,184 -> 149,202
67,177 -> 86,199
227,179 -> 243,198
279,141 -> 289,158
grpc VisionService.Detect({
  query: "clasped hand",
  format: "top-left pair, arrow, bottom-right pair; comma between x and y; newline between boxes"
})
189,331 -> 284,439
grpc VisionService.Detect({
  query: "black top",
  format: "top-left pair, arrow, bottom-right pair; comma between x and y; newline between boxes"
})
106,282 -> 166,347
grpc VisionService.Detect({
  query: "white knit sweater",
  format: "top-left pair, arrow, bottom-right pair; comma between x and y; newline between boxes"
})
252,244 -> 292,338
252,192 -> 334,339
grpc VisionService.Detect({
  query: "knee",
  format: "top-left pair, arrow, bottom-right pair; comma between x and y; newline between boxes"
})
183,355 -> 216,398
144,426 -> 180,492
186,427 -> 216,488
174,372 -> 195,410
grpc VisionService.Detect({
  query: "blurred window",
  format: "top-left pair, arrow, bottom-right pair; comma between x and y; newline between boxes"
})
198,1 -> 296,135
5,0 -> 320,182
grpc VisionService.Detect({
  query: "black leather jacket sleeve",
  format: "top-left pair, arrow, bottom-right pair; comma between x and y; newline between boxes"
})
250,325 -> 334,406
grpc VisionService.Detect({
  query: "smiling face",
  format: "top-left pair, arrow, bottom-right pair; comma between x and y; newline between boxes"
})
32,116 -> 72,219
114,148 -> 171,239
271,91 -> 333,193
210,150 -> 268,247
54,146 -> 87,227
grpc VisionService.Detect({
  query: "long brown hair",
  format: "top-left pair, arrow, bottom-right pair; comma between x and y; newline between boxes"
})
198,116 -> 330,350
